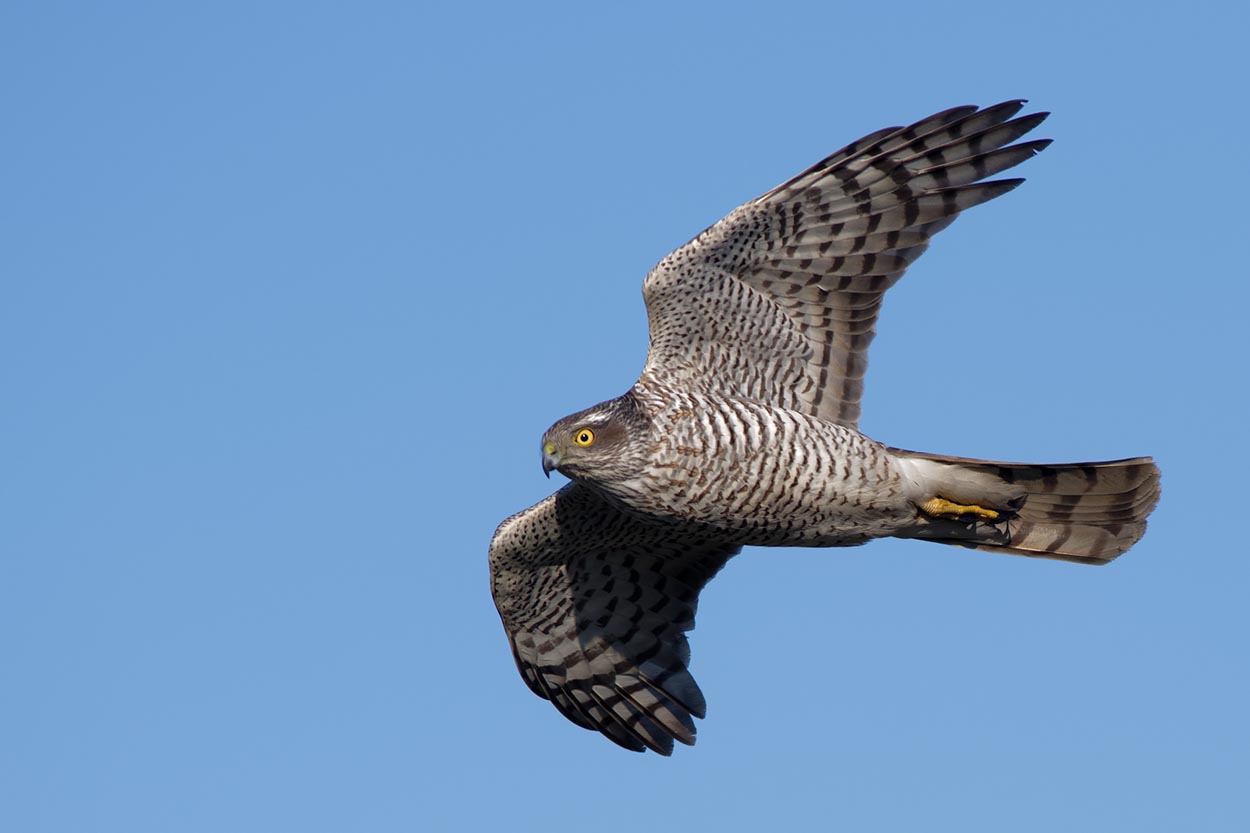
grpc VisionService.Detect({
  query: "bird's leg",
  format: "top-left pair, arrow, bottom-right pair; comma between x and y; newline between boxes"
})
918,496 -> 1001,522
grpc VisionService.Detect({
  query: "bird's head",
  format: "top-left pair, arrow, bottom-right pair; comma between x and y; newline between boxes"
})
540,394 -> 647,481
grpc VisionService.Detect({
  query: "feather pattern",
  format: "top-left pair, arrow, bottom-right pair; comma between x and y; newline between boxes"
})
892,452 -> 1162,564
642,101 -> 1049,429
490,484 -> 738,754
490,102 -> 1160,755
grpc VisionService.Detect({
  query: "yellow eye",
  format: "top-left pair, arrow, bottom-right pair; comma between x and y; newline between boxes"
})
573,428 -> 595,447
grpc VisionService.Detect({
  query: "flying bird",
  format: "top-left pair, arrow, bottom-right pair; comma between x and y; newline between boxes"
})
488,101 -> 1161,755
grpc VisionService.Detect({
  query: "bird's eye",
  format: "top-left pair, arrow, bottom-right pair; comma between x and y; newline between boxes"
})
573,428 -> 595,447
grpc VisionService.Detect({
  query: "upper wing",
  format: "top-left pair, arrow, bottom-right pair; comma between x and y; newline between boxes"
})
489,484 -> 739,755
641,100 -> 1050,429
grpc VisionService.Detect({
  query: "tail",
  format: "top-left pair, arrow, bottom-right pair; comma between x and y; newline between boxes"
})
892,450 -> 1161,565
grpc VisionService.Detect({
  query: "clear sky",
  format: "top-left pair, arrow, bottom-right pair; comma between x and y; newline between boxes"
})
3,2 -> 1247,831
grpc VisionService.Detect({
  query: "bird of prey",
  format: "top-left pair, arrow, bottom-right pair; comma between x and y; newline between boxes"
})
489,101 -> 1161,755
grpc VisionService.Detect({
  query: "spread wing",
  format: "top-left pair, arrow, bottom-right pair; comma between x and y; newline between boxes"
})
489,484 -> 739,754
641,100 -> 1050,429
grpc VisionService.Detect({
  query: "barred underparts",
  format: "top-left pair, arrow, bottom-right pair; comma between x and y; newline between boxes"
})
489,101 -> 1161,756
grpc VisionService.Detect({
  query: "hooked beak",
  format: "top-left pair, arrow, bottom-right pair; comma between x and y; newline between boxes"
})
541,443 -> 559,478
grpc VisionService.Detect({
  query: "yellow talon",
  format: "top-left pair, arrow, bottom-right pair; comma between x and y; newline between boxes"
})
920,496 -> 1000,521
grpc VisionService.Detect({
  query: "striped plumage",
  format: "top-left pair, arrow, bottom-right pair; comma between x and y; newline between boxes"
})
610,383 -> 918,544
489,101 -> 1161,755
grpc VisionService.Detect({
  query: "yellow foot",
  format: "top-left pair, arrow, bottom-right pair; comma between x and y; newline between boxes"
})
919,496 -> 1001,522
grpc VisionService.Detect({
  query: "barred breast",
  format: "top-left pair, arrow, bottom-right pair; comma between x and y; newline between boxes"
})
618,384 -> 918,546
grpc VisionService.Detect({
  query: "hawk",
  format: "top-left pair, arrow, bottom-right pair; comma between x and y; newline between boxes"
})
489,101 -> 1161,755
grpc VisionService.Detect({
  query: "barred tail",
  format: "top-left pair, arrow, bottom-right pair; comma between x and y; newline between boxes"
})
893,450 -> 1161,565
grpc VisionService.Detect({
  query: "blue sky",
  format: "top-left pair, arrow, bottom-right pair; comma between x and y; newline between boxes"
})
3,2 -> 1247,831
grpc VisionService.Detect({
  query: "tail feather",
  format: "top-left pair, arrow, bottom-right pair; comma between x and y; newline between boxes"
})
893,450 -> 1161,565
